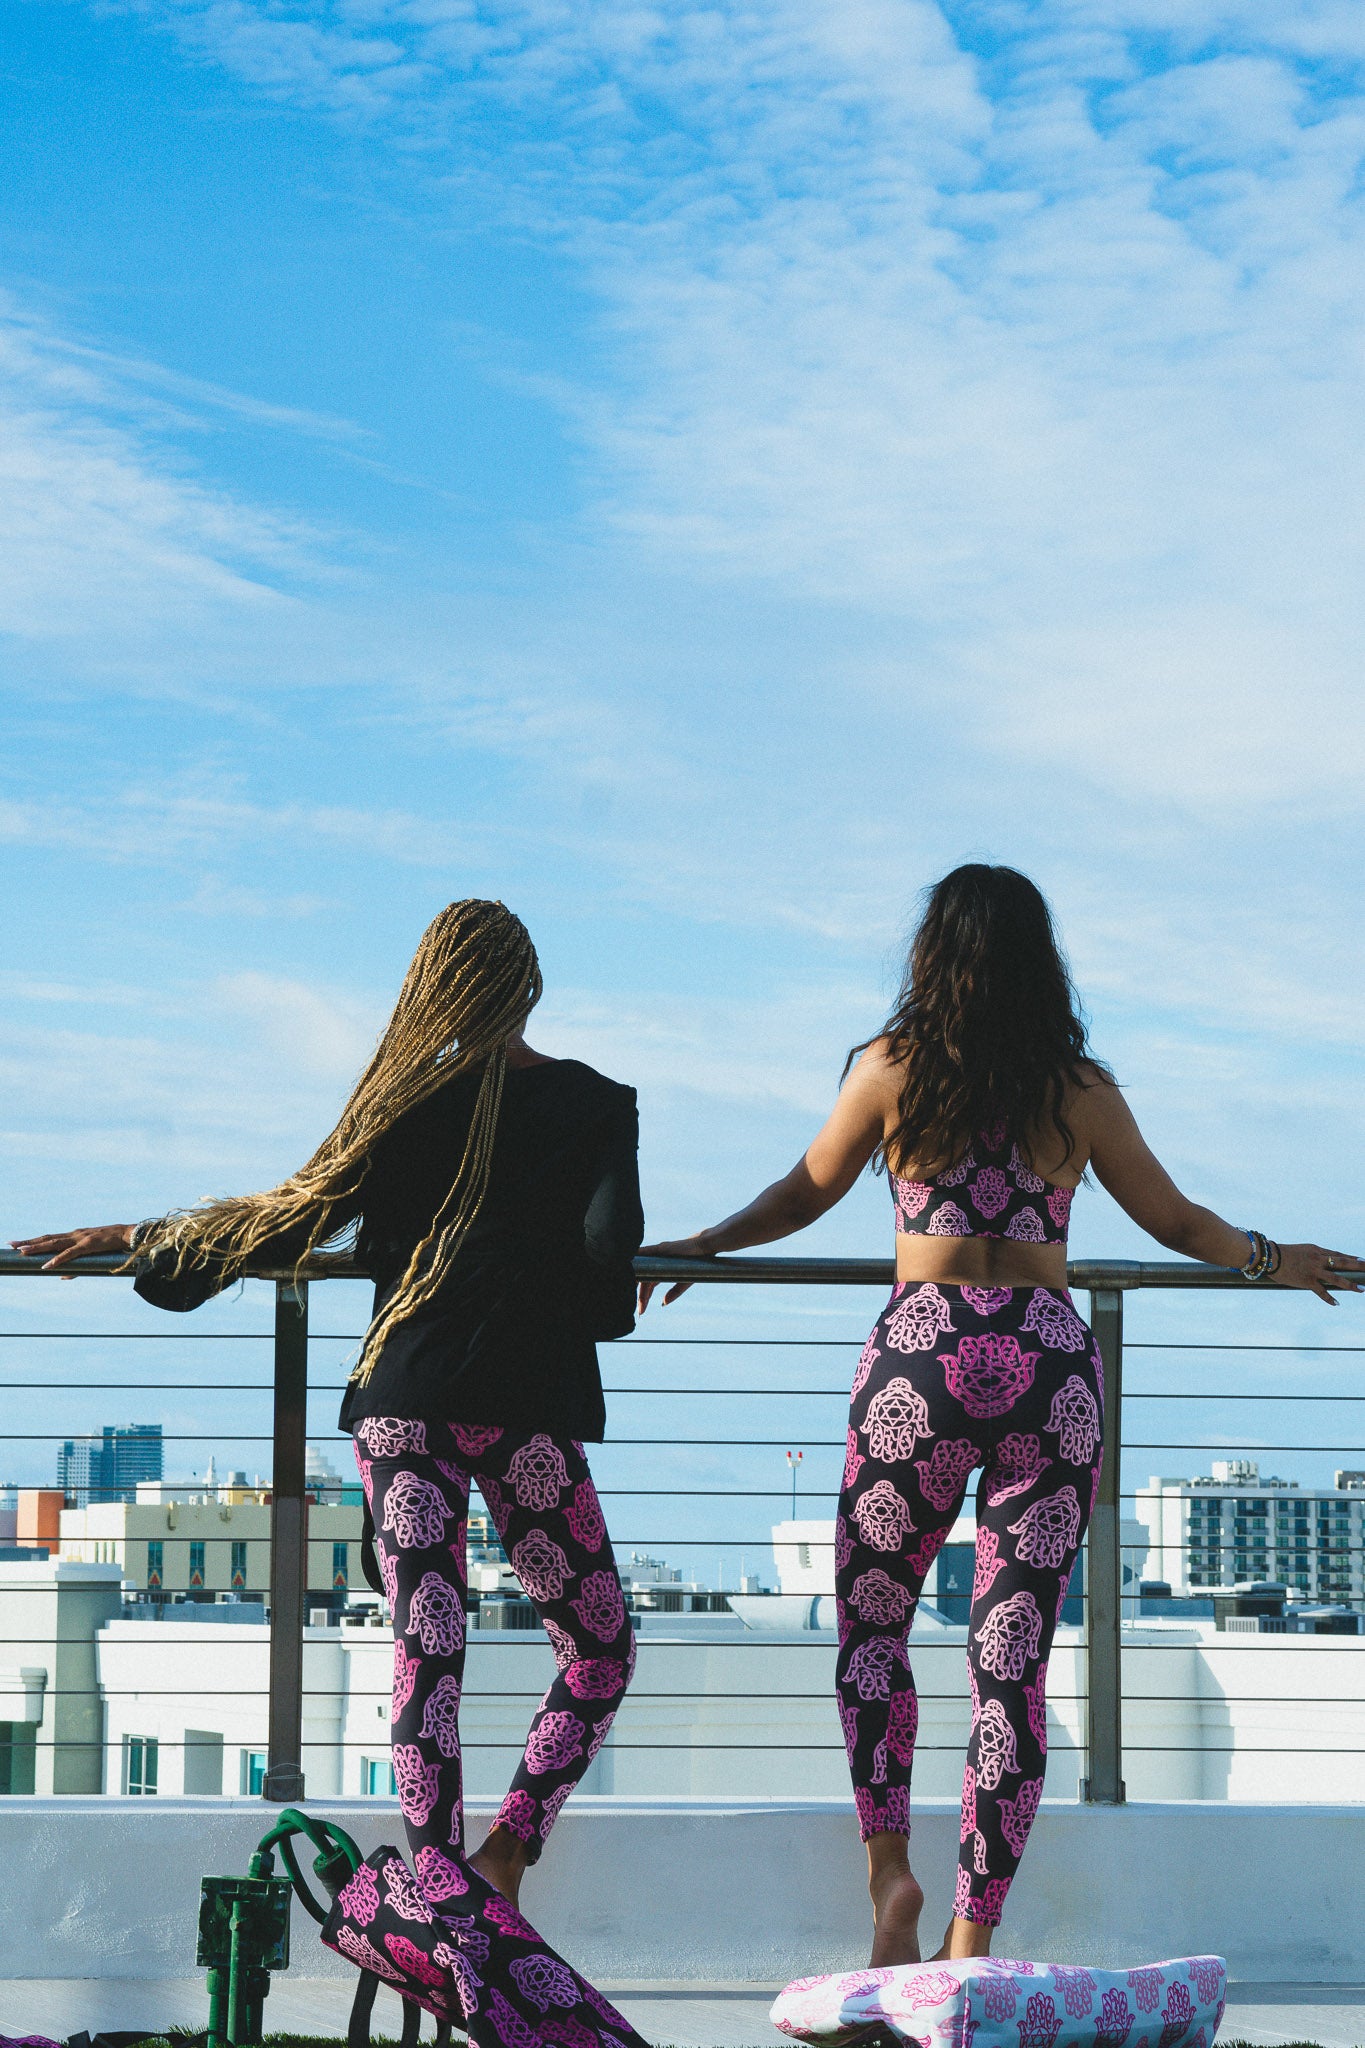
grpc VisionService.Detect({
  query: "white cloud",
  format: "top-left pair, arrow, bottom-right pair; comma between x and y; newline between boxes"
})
0,788 -> 466,869
0,967 -> 390,1222
5,2 -> 1361,1207
215,970 -> 384,1082
1069,893 -> 1365,1055
126,0 -> 429,114
179,878 -> 338,919
101,0 -> 1365,810
539,982 -> 865,1119
0,296 -> 333,643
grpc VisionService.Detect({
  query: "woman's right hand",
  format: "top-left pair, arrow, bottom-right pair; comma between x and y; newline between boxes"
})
637,1236 -> 714,1313
9,1225 -> 137,1272
1274,1242 -> 1364,1305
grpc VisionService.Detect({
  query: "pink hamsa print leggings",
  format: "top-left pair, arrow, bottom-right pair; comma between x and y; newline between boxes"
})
353,1416 -> 635,1899
837,1283 -> 1105,1925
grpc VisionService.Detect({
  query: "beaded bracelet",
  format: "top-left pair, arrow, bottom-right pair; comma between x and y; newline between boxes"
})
1237,1229 -> 1279,1280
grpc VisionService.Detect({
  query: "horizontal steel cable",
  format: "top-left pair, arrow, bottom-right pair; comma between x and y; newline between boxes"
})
6,1379 -> 1365,1399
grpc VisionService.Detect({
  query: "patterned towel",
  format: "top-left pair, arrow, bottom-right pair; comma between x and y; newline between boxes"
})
771,1955 -> 1226,2048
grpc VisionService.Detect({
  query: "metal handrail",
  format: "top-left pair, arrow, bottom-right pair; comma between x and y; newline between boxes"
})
5,1248 -> 1361,1286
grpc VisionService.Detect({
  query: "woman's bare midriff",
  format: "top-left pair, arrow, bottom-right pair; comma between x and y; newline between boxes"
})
894,1233 -> 1069,1291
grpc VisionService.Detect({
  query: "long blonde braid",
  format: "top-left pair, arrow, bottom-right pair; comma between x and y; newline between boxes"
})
132,900 -> 542,1381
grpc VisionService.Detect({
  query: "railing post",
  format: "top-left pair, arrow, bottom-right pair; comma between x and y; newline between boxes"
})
264,1278 -> 308,1801
1083,1285 -> 1125,1804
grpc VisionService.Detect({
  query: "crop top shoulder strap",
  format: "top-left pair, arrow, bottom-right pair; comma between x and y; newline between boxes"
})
889,1124 -> 1072,1244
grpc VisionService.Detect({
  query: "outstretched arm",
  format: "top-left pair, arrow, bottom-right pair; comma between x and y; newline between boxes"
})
1086,1076 -> 1361,1304
11,1197 -> 360,1309
8,1222 -> 229,1312
639,1044 -> 892,1308
10,1224 -> 136,1270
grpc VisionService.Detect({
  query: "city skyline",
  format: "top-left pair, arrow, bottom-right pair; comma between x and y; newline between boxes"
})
22,1426 -> 1365,1616
6,1382 -> 1365,1569
55,1423 -> 163,1507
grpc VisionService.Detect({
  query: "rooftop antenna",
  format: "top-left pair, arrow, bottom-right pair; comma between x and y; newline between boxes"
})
786,1448 -> 803,1519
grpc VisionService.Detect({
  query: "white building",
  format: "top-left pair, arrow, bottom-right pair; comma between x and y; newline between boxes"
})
771,1514 -> 1151,1621
6,1536 -> 1364,1807
59,1494 -> 365,1608
0,1558 -> 123,1793
770,1519 -> 836,1597
1133,1461 -> 1365,1603
86,1595 -> 1365,1808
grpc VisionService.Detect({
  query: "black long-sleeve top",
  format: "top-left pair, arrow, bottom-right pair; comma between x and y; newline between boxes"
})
133,1059 -> 643,1443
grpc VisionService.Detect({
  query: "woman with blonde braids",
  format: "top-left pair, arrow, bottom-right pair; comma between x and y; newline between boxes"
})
14,900 -> 644,1924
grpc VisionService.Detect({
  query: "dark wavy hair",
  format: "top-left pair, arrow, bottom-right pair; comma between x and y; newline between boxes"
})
847,864 -> 1108,1175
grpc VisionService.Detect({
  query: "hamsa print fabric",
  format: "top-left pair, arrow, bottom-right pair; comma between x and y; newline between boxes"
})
838,1283 -> 1105,1921
770,1955 -> 1226,2048
323,1843 -> 653,2048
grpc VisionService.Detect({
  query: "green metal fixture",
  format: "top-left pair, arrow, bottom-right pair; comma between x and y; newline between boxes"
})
198,1806 -> 363,2047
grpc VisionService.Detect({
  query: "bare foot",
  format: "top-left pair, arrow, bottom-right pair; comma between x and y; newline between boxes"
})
930,1916 -> 993,1963
468,1827 -> 530,1906
869,1866 -> 924,1967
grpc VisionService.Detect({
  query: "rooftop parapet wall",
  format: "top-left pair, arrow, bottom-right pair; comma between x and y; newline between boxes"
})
0,1796 -> 1361,1986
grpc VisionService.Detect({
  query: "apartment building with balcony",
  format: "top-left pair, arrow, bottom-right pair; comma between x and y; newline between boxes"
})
58,1490 -> 365,1612
1133,1460 -> 1365,1603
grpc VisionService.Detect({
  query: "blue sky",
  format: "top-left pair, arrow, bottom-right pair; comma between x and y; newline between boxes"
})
2,0 -> 1363,1559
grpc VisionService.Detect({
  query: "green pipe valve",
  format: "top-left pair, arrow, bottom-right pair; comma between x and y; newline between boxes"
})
197,1807 -> 364,2047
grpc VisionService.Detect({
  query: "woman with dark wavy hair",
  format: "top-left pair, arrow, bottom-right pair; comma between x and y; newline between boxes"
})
642,864 -> 1359,1967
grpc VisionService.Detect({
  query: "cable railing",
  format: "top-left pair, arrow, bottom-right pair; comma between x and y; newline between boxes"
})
2,1249 -> 1363,1804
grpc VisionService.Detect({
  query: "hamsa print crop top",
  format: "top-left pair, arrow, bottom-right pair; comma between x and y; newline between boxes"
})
890,1124 -> 1074,1244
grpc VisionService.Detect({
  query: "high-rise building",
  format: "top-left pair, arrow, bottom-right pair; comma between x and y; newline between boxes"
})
1135,1461 -> 1364,1606
58,1426 -> 164,1506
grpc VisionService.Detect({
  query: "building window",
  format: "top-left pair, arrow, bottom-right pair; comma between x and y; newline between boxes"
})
125,1736 -> 158,1795
189,1540 -> 205,1588
231,1540 -> 248,1589
364,1758 -> 397,1796
935,1543 -> 977,1624
146,1539 -> 163,1588
333,1541 -> 348,1590
241,1750 -> 267,1795
0,1722 -> 37,1795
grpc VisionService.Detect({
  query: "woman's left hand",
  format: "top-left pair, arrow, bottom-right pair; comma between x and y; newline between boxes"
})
637,1237 -> 714,1313
1275,1242 -> 1364,1304
9,1224 -> 137,1272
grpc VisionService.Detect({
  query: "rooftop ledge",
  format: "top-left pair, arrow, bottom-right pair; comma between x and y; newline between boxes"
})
2,1796 -> 1363,1986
